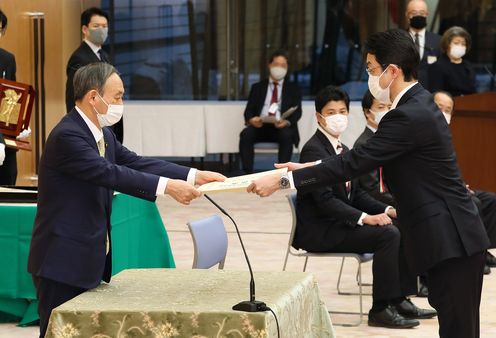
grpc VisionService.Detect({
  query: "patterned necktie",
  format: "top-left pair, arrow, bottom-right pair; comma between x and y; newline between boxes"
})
336,142 -> 351,195
271,82 -> 278,104
414,33 -> 420,53
97,49 -> 108,62
97,137 -> 105,157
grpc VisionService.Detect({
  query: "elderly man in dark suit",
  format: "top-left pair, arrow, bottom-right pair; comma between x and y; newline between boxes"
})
0,8 -> 18,185
295,85 -> 434,329
239,49 -> 302,173
28,63 -> 225,338
405,0 -> 441,89
249,29 -> 489,338
65,7 -> 124,143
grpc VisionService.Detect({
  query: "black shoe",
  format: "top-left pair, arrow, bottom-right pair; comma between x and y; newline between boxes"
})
417,283 -> 429,298
368,305 -> 420,329
395,298 -> 437,319
486,252 -> 496,267
484,264 -> 491,275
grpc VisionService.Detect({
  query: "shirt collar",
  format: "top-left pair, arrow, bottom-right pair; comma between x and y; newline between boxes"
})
317,125 -> 341,152
75,106 -> 103,143
367,125 -> 377,133
409,28 -> 426,38
270,78 -> 284,86
391,82 -> 418,109
84,39 -> 102,57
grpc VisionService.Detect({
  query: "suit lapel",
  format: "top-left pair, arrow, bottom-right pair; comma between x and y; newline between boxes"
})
315,130 -> 349,198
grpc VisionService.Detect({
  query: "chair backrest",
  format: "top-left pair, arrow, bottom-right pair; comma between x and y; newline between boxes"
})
187,215 -> 228,269
286,193 -> 298,247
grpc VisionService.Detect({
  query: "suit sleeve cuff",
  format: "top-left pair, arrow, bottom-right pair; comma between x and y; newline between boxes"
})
187,168 -> 197,185
385,206 -> 393,213
357,212 -> 367,226
156,177 -> 169,196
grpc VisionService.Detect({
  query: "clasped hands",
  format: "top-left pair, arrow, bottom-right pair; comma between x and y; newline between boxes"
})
165,170 -> 226,205
249,116 -> 289,129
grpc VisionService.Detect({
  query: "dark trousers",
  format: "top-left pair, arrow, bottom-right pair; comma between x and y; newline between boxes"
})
239,124 -> 293,173
474,190 -> 496,247
427,251 -> 485,338
33,276 -> 87,338
330,224 -> 416,301
0,148 -> 17,185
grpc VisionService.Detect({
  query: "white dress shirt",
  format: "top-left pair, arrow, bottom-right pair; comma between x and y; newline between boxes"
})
84,39 -> 104,60
75,106 -> 197,195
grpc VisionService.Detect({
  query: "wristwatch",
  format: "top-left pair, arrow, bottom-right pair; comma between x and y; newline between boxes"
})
279,173 -> 290,189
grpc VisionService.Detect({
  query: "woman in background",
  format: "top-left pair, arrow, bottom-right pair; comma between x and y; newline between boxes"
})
428,26 -> 476,96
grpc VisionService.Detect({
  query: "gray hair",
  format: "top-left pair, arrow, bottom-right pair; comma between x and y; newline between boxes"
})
73,62 -> 117,102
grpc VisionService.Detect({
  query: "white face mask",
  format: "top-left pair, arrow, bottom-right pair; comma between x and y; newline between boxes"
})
93,93 -> 124,128
368,66 -> 394,104
442,112 -> 452,124
321,113 -> 348,136
270,66 -> 287,81
450,44 -> 466,59
369,109 -> 389,125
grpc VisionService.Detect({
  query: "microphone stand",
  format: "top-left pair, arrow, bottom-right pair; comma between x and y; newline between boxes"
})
204,194 -> 267,312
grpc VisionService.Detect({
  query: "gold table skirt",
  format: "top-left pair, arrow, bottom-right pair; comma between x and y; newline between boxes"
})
46,268 -> 335,338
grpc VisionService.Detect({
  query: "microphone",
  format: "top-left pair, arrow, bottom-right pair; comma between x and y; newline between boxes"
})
204,194 -> 267,312
484,66 -> 495,90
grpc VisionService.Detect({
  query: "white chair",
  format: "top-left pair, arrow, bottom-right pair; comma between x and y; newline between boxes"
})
187,215 -> 228,269
284,193 -> 373,326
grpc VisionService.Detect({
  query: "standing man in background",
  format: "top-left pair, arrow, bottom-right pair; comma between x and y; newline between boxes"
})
239,50 -> 302,174
66,7 -> 124,143
0,9 -> 18,185
405,0 -> 441,89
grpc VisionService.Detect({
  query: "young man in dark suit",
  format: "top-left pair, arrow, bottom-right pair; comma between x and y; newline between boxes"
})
239,50 -> 302,173
65,7 -> 124,143
295,85 -> 435,328
0,9 -> 18,185
405,0 -> 441,89
28,63 -> 225,338
249,29 -> 490,338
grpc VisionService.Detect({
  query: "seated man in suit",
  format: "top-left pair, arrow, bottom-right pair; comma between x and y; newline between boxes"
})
239,50 -> 302,173
405,0 -> 441,89
28,62 -> 225,338
434,91 -> 496,271
295,86 -> 436,329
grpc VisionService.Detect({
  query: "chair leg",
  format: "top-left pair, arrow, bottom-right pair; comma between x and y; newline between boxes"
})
337,257 -> 346,295
303,257 -> 309,272
282,249 -> 290,271
329,259 -> 365,327
339,259 -> 372,296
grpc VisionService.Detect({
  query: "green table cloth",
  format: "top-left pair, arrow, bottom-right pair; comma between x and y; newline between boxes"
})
46,269 -> 335,338
0,193 -> 175,326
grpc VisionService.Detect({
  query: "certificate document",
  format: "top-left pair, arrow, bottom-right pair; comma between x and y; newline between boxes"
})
198,168 -> 288,193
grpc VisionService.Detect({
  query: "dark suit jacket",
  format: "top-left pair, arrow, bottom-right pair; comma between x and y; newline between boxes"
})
0,48 -> 17,185
0,48 -> 16,81
244,79 -> 302,146
354,127 -> 396,206
292,84 -> 490,274
294,130 -> 388,251
28,109 -> 189,289
417,31 -> 441,89
65,42 -> 109,113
